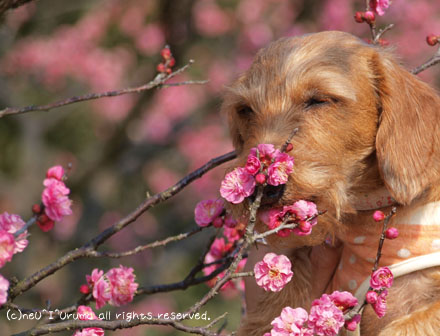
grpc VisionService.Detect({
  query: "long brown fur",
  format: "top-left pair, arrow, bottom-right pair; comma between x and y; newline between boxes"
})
222,31 -> 440,335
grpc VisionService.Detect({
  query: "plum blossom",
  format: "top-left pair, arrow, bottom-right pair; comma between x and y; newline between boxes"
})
194,199 -> 224,227
309,295 -> 345,336
245,153 -> 261,175
250,144 -> 277,166
254,253 -> 293,292
107,265 -> 138,306
329,291 -> 358,313
271,307 -> 312,336
262,201 -> 318,237
0,231 -> 15,268
385,227 -> 399,239
220,167 -> 256,204
370,267 -> 393,289
45,165 -> 64,181
345,314 -> 361,332
42,178 -> 72,222
87,269 -> 111,309
365,290 -> 378,304
372,290 -> 388,318
73,305 -> 104,336
267,152 -> 294,186
370,0 -> 390,16
0,212 -> 28,253
0,274 -> 9,307
373,210 -> 385,222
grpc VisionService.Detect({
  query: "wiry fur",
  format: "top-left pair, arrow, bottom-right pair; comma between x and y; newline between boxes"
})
222,31 -> 440,335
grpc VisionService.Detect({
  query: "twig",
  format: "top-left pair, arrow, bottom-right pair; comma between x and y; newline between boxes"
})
374,23 -> 394,43
372,207 -> 396,272
0,61 -> 196,118
412,45 -> 440,75
89,226 -> 205,258
7,150 -> 236,300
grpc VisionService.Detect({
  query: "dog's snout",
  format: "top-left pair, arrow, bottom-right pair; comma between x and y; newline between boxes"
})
261,184 -> 285,205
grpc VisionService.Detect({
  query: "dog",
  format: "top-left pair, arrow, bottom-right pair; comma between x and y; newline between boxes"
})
221,31 -> 440,335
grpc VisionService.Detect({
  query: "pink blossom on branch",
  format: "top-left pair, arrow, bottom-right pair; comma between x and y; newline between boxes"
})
309,294 -> 345,336
372,289 -> 388,318
194,199 -> 224,227
370,267 -> 393,289
245,153 -> 261,175
107,265 -> 138,307
0,212 -> 28,253
42,178 -> 72,222
73,305 -> 104,336
45,165 -> 64,181
0,231 -> 15,268
220,167 -> 255,204
0,274 -> 9,307
271,306 -> 312,336
329,291 -> 358,313
267,152 -> 294,186
254,253 -> 293,292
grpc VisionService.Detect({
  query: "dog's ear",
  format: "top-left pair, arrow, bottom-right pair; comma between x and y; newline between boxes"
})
221,89 -> 245,153
372,51 -> 440,205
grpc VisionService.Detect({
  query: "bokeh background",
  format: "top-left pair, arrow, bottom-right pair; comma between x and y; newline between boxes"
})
0,0 -> 439,335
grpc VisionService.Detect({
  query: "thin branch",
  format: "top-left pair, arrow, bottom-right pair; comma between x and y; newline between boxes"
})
7,150 -> 236,300
374,23 -> 394,43
89,226 -> 205,258
412,45 -> 440,75
372,207 -> 396,272
0,61 -> 196,118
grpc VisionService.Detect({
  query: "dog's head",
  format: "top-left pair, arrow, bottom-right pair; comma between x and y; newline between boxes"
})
222,31 -> 440,246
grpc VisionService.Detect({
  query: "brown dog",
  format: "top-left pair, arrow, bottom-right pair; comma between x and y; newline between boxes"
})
222,31 -> 440,335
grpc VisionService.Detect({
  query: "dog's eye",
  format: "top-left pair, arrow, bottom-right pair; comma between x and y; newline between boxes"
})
237,106 -> 254,117
305,97 -> 330,109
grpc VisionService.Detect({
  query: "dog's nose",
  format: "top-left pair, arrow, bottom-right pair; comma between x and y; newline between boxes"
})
261,184 -> 285,206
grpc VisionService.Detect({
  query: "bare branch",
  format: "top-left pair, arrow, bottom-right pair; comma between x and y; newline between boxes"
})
412,45 -> 440,75
0,61 -> 198,118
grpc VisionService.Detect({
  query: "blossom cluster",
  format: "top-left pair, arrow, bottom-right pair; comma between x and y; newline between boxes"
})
83,265 -> 139,309
220,144 -> 294,204
73,305 -> 104,336
33,165 -> 73,232
267,291 -> 359,336
260,200 -> 318,237
366,266 -> 394,318
156,46 -> 176,74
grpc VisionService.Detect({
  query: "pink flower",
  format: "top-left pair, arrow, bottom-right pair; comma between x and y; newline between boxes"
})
46,165 -> 64,181
309,295 -> 345,336
223,225 -> 244,243
73,305 -> 104,336
194,199 -> 224,227
329,291 -> 358,313
266,208 -> 293,237
106,265 -> 138,306
220,167 -> 256,204
267,153 -> 294,186
373,210 -> 385,222
245,153 -> 261,175
365,290 -> 378,304
345,314 -> 361,332
0,274 -> 9,307
372,290 -> 388,318
271,306 -> 310,336
370,0 -> 390,16
254,253 -> 293,292
385,227 -> 399,239
0,231 -> 15,268
223,214 -> 237,228
370,267 -> 393,289
86,269 -> 111,309
0,212 -> 28,253
250,144 -> 277,167
42,179 -> 72,222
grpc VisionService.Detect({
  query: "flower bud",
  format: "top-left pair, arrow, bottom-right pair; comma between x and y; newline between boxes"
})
156,63 -> 166,73
299,220 -> 312,233
366,290 -> 378,304
32,204 -> 41,215
168,57 -> 176,67
427,34 -> 439,46
364,11 -> 375,23
161,47 -> 171,60
255,173 -> 267,185
79,284 -> 90,294
354,11 -> 364,23
285,143 -> 293,153
373,210 -> 385,222
385,227 -> 399,239
212,217 -> 223,228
